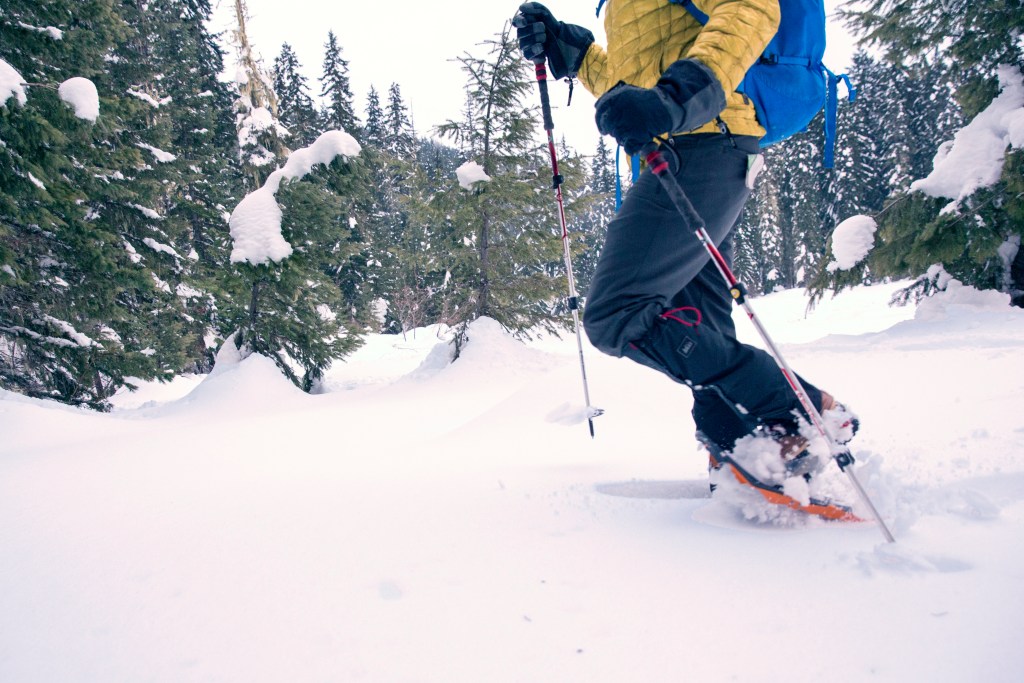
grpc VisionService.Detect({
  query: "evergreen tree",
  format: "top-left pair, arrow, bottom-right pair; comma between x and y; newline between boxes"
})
733,162 -> 784,294
224,1 -> 367,390
384,82 -> 416,158
591,136 -> 617,195
355,81 -> 419,333
436,23 -> 568,353
783,119 -> 829,288
365,138 -> 463,335
730,46 -> 970,303
0,0 -> 201,406
840,0 -> 1023,105
418,138 -> 462,187
320,31 -> 358,136
238,157 -> 366,390
124,0 -> 245,374
536,136 -> 595,320
811,54 -> 965,298
273,42 -> 320,147
154,0 -> 244,371
363,85 -> 385,149
832,51 -> 894,220
836,2 -> 1020,303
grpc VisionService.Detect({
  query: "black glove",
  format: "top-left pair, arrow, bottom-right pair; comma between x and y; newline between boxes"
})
512,2 -> 594,80
594,59 -> 727,155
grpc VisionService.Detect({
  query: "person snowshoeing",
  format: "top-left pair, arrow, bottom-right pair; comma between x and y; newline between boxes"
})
513,0 -> 858,498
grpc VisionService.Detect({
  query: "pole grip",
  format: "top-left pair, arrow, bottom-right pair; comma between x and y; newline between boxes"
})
534,63 -> 555,132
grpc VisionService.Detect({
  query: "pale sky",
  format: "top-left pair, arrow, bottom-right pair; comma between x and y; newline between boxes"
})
211,1 -> 860,157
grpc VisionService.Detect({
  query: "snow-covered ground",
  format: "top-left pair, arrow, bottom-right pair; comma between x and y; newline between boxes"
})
2,281 -> 1023,682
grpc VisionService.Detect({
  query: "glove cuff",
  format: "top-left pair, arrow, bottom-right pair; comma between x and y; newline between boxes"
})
656,59 -> 727,134
545,22 -> 593,80
558,23 -> 595,77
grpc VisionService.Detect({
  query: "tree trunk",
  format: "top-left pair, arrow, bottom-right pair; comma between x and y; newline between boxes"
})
245,277 -> 262,349
1011,239 -> 1024,308
233,0 -> 278,116
477,208 -> 490,319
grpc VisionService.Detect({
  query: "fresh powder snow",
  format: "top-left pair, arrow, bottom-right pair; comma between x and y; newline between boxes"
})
235,104 -> 288,167
2,282 -> 1023,682
137,143 -> 177,163
229,129 -> 361,265
16,22 -> 63,40
142,237 -> 182,259
129,203 -> 162,220
828,214 -> 878,272
27,172 -> 46,190
57,77 -> 100,122
0,58 -> 28,107
911,65 -> 1024,213
456,160 -> 492,190
127,89 -> 171,108
41,314 -> 99,348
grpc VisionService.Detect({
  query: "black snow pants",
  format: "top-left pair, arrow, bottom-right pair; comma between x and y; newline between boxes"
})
582,134 -> 823,451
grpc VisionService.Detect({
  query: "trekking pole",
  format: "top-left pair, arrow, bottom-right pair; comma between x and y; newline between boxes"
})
641,142 -> 895,543
531,60 -> 604,437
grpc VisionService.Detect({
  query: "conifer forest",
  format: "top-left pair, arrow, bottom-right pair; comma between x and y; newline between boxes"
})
2,0 -> 1022,409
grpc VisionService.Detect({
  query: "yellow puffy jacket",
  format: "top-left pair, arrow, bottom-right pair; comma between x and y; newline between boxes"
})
579,0 -> 780,138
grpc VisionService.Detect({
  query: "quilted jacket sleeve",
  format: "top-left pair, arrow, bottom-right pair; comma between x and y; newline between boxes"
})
684,0 -> 780,94
579,42 -> 611,97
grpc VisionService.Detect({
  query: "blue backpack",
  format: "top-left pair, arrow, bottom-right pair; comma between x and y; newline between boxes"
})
671,0 -> 853,167
595,0 -> 854,168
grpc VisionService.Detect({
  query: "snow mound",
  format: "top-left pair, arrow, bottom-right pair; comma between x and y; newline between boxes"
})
407,338 -> 457,381
58,77 -> 99,122
157,336 -> 307,416
911,65 -> 1024,213
456,160 -> 491,190
0,387 -> 86,413
108,374 -> 204,411
827,214 -> 877,272
407,317 -> 559,382
916,275 -> 1012,322
457,317 -> 543,367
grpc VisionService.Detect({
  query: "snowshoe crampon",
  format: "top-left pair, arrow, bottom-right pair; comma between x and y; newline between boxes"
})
709,451 -> 863,523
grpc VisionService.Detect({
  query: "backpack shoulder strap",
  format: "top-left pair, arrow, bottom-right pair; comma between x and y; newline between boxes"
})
601,0 -> 709,21
672,0 -> 709,24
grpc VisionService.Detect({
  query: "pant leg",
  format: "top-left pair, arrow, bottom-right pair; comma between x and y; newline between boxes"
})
664,235 -> 825,446
584,134 -> 754,354
667,237 -> 758,449
584,134 -> 822,445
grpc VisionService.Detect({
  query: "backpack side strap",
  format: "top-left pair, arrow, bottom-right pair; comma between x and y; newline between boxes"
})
823,69 -> 856,168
